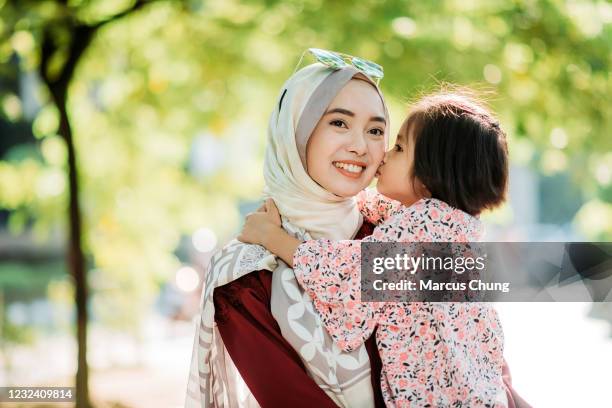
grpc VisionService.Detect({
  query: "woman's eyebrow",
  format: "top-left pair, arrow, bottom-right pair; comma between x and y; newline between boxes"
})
325,108 -> 354,117
325,108 -> 387,125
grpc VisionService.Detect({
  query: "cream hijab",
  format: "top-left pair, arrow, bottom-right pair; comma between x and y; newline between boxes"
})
263,62 -> 389,240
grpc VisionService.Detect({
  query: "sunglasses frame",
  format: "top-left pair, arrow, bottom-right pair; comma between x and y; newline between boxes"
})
296,48 -> 384,85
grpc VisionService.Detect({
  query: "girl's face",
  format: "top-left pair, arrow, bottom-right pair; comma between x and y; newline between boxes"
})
376,119 -> 429,206
306,79 -> 387,197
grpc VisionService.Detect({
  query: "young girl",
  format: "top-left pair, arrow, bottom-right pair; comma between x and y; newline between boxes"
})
239,91 -> 510,407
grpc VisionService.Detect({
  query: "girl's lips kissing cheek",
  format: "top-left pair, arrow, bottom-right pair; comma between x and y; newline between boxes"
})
375,163 -> 383,178
332,161 -> 366,179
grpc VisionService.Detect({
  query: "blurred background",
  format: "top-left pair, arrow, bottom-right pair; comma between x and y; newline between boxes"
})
0,0 -> 610,407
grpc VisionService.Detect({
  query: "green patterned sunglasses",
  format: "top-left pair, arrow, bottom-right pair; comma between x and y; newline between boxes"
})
303,48 -> 384,84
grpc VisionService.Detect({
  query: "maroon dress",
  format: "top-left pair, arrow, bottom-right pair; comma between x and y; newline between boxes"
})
213,222 -> 529,408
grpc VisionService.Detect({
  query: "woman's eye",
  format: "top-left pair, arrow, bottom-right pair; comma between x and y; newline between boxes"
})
369,128 -> 384,137
394,144 -> 403,152
330,119 -> 347,128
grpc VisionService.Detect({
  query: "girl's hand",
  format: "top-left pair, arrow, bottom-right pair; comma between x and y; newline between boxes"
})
237,199 -> 282,246
238,199 -> 300,266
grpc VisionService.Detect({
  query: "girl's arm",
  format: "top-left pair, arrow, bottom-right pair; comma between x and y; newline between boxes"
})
246,230 -> 381,352
239,199 -> 435,351
292,238 -> 381,351
357,188 -> 403,225
237,199 -> 382,351
291,206 -> 443,350
262,227 -> 300,267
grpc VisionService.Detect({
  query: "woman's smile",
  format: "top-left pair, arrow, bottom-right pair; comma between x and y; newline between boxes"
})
333,160 -> 367,179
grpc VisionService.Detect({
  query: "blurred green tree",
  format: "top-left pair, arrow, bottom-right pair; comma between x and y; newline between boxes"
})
2,0 -> 193,405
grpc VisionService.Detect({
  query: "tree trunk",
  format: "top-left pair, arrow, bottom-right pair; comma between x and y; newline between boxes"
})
37,4 -> 154,406
40,20 -> 98,407
52,85 -> 90,408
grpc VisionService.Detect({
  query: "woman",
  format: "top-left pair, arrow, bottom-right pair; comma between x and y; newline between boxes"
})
186,61 -> 390,408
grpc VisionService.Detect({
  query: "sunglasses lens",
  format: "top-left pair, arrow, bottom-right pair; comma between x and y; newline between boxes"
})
352,57 -> 384,79
309,48 -> 346,69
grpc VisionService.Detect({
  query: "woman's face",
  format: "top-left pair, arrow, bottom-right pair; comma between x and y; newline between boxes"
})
376,119 -> 428,206
306,79 -> 387,197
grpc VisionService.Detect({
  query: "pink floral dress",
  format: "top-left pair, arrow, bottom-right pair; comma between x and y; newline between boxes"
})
292,189 -> 507,408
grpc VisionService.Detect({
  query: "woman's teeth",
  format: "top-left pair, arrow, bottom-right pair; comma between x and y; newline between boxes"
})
334,162 -> 364,173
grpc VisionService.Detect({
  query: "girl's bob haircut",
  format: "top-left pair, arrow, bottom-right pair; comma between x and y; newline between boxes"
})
405,91 -> 509,215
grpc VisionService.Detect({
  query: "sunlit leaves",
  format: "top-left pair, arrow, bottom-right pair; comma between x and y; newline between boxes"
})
32,104 -> 59,137
1,93 -> 22,120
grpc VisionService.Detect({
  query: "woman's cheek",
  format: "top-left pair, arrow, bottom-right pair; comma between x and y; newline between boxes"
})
370,139 -> 386,165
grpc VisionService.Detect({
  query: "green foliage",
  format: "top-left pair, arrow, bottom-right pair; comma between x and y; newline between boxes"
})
2,318 -> 35,345
0,0 -> 610,335
0,262 -> 65,292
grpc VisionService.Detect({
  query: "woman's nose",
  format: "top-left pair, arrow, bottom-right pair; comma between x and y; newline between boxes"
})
347,132 -> 368,156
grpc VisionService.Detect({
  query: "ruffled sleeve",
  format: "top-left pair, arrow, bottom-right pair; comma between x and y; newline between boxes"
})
356,188 -> 403,226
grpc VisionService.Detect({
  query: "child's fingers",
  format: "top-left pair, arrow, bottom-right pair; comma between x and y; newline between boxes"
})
264,198 -> 275,214
264,199 -> 281,226
256,203 -> 266,212
267,199 -> 280,218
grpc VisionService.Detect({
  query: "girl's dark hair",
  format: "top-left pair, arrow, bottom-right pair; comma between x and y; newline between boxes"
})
406,91 -> 508,215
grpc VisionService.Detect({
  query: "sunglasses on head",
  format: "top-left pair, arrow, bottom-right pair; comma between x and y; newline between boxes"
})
299,48 -> 384,85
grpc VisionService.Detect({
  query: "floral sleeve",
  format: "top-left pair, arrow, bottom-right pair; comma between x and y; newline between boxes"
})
292,239 -> 382,352
356,188 -> 403,226
292,206 -> 421,352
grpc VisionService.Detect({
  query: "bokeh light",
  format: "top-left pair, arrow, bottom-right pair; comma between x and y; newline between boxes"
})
192,227 -> 217,253
174,266 -> 200,293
